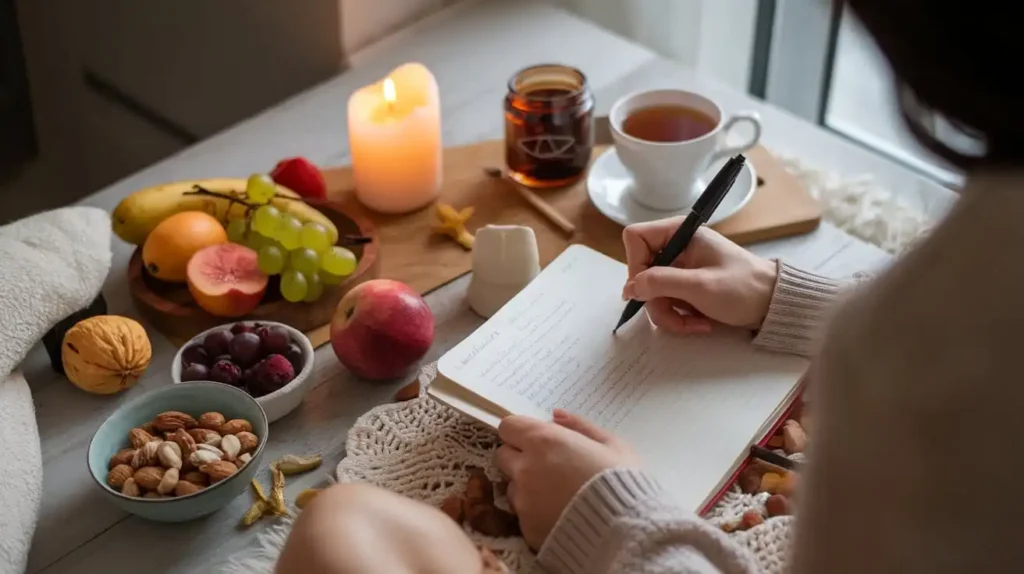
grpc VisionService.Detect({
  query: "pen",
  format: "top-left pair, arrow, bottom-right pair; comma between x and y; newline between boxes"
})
613,155 -> 747,333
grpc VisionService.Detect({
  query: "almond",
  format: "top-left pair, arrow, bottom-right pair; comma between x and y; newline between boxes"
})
197,443 -> 225,458
235,432 -> 258,454
198,412 -> 226,431
134,466 -> 165,491
157,467 -> 179,495
220,434 -> 241,462
129,428 -> 157,449
175,480 -> 204,497
188,428 -> 222,447
182,471 -> 209,486
108,448 -> 136,470
157,442 -> 183,470
107,464 -> 134,489
219,419 -> 252,435
237,453 -> 252,466
200,460 -> 237,483
168,428 -> 198,461
131,441 -> 161,469
189,449 -> 221,467
153,411 -> 198,432
121,477 -> 141,497
140,421 -> 156,435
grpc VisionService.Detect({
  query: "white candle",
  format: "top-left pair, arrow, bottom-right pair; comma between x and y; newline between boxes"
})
347,62 -> 442,214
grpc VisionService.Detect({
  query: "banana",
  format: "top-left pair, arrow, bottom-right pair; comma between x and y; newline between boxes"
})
111,178 -> 338,246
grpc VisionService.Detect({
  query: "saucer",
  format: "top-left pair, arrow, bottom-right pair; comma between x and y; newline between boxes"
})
586,148 -> 757,227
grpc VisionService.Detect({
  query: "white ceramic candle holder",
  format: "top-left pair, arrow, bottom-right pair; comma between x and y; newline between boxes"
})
468,225 -> 541,318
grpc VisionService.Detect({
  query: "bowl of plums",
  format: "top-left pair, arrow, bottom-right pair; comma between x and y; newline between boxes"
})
171,321 -> 315,423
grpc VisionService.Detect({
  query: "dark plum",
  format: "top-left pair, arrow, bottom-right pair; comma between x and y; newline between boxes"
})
203,329 -> 233,357
229,332 -> 262,367
181,363 -> 210,381
209,359 -> 243,386
215,354 -> 233,363
246,354 -> 295,397
180,344 -> 209,367
283,343 -> 304,373
257,325 -> 291,355
231,322 -> 255,335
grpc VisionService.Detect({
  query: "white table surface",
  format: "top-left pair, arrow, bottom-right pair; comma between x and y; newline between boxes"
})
23,1 -> 953,572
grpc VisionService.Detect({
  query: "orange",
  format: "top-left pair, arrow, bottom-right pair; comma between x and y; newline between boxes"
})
142,211 -> 229,282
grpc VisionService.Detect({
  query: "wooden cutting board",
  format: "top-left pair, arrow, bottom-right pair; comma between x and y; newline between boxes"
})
320,139 -> 820,299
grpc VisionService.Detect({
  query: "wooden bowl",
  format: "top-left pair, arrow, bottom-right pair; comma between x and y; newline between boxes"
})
128,201 -> 380,343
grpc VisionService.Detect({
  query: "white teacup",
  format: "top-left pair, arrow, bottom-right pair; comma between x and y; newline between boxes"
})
609,89 -> 762,211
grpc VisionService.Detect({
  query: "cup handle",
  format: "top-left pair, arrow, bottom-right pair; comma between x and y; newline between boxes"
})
709,111 -> 762,165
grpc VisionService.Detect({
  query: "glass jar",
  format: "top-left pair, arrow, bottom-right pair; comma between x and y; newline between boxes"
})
504,64 -> 594,188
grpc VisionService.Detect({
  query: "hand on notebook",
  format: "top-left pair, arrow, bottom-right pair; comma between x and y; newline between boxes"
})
622,221 -> 778,333
494,409 -> 639,550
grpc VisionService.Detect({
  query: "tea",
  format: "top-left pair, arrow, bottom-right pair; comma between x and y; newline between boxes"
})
621,105 -> 717,143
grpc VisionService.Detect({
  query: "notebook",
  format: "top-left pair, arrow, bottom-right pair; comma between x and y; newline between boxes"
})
429,244 -> 808,512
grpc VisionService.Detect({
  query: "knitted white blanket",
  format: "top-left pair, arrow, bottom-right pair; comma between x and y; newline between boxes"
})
0,207 -> 112,574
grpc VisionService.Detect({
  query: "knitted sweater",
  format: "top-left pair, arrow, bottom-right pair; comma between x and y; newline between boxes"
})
539,172 -> 1024,574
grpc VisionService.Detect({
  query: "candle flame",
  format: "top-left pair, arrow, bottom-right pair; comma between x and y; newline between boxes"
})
383,78 -> 397,104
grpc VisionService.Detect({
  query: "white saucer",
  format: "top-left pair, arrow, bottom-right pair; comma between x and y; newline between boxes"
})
586,148 -> 757,227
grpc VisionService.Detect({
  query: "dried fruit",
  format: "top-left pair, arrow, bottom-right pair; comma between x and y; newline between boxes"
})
190,449 -> 221,467
467,504 -> 520,537
175,480 -> 204,497
766,434 -> 785,449
132,441 -> 161,469
240,500 -> 270,527
465,467 -> 494,506
778,471 -> 798,497
220,419 -> 253,435
153,411 -> 198,432
121,477 -> 141,497
738,468 -> 762,494
221,434 -> 241,461
441,494 -> 466,522
236,432 -> 258,454
238,453 -> 252,465
765,494 -> 791,517
760,472 -> 784,494
295,489 -> 323,510
157,442 -> 183,470
188,428 -> 222,447
272,454 -> 322,475
169,428 -> 198,462
739,510 -> 765,530
251,478 -> 270,502
134,466 -> 165,491
198,412 -> 227,431
61,315 -> 151,395
107,464 -> 133,489
183,471 -> 209,486
108,448 -> 136,470
782,420 -> 806,454
201,460 -> 237,483
394,380 -> 421,402
129,428 -> 157,449
157,467 -> 179,495
270,467 -> 288,515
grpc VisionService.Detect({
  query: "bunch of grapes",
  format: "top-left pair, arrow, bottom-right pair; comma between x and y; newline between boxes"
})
226,174 -> 358,303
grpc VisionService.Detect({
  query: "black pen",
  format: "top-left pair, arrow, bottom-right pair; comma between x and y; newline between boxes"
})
613,155 -> 747,334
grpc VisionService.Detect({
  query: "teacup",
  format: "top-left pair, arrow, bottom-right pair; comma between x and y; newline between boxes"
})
609,89 -> 762,211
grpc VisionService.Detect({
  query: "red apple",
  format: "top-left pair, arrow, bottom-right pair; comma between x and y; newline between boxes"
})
330,279 -> 434,380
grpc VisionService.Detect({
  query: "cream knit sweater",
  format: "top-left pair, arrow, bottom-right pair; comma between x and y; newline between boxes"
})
539,172 -> 1024,574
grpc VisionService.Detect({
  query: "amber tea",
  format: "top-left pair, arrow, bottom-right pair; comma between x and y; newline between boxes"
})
621,105 -> 717,143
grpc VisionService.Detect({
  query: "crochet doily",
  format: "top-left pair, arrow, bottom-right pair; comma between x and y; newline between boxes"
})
334,362 -> 795,573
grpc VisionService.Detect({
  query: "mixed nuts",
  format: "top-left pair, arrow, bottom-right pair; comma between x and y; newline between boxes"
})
106,410 -> 260,499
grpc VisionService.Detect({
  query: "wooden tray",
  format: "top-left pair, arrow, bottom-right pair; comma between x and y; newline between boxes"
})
321,139 -> 820,296
128,201 -> 380,346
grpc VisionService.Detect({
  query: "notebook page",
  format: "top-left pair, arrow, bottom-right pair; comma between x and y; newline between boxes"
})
438,244 -> 809,510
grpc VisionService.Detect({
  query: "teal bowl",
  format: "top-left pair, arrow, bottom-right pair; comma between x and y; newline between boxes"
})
87,381 -> 269,522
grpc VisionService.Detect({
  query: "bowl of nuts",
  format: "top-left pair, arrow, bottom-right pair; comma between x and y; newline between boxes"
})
170,321 -> 315,423
87,381 -> 269,522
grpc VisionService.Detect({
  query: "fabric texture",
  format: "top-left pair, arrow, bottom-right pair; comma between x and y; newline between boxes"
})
0,207 -> 112,574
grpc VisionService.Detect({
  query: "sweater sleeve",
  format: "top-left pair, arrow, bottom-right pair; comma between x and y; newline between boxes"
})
538,469 -> 759,574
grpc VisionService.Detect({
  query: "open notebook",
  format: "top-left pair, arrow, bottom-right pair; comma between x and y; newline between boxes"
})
429,244 -> 808,512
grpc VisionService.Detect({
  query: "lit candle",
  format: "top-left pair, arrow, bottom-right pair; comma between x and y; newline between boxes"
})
347,63 -> 442,214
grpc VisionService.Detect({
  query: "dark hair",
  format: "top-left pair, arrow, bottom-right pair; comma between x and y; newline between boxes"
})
846,0 -> 1022,170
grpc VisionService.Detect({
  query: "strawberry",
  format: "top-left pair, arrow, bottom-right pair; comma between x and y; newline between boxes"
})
270,157 -> 327,201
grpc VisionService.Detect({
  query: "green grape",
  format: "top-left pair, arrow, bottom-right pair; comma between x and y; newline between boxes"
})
246,173 -> 277,204
289,247 -> 320,275
226,219 -> 248,243
245,231 -> 270,251
280,270 -> 308,302
277,215 -> 302,250
302,271 -> 324,303
299,222 -> 331,253
252,205 -> 281,236
257,245 -> 286,275
320,271 -> 343,285
320,246 -> 358,277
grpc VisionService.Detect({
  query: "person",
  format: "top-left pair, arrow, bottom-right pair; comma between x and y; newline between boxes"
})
277,0 -> 1024,572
